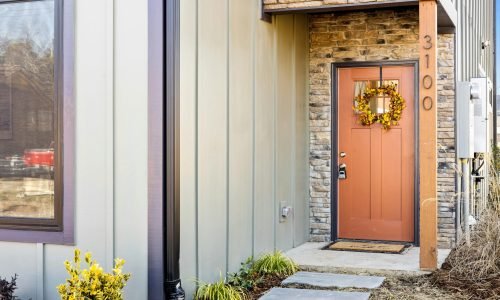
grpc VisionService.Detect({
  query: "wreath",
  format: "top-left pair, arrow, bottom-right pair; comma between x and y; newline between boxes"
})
353,84 -> 405,130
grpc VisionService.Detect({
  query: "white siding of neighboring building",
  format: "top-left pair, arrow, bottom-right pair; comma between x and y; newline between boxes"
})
456,0 -> 495,82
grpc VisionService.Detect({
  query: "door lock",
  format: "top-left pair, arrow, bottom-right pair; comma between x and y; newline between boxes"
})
338,163 -> 347,180
340,152 -> 347,158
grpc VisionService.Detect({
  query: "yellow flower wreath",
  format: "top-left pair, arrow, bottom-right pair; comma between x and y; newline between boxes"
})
353,84 -> 406,130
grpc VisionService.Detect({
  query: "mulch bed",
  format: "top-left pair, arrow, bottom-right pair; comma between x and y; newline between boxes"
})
246,274 -> 286,300
370,274 -> 465,300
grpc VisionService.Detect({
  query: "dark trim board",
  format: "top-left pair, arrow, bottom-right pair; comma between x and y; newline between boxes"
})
330,60 -> 420,246
260,1 -> 272,23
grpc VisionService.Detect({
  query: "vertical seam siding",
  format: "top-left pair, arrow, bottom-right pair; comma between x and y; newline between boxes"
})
273,15 -> 278,251
195,0 -> 200,285
225,0 -> 230,275
291,15 -> 297,247
251,0 -> 257,258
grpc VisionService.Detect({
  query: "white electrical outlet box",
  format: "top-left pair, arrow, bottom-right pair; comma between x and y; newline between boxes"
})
279,201 -> 287,223
471,77 -> 488,153
457,82 -> 474,158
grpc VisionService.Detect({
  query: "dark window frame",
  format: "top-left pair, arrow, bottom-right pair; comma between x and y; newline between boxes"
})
0,0 -> 74,244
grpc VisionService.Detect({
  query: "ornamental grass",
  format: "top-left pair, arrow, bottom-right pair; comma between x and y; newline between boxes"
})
195,276 -> 246,300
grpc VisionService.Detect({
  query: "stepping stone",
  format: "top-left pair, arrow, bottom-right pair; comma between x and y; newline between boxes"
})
282,272 -> 385,289
260,287 -> 370,300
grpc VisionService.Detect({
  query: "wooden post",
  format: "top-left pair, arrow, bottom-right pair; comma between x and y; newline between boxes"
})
419,0 -> 438,271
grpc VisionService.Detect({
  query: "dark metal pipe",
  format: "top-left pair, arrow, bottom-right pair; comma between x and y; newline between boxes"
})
164,0 -> 184,299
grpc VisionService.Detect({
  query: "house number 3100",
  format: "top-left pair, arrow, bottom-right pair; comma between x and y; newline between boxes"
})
422,34 -> 433,111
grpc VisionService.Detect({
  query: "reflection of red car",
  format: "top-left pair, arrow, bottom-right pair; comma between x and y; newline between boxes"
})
24,149 -> 54,178
24,149 -> 54,167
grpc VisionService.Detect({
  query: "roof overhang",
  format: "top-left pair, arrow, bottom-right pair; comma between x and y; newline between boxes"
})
436,0 -> 457,33
262,0 -> 457,33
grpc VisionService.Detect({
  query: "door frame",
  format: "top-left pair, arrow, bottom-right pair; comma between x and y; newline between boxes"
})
330,60 -> 420,245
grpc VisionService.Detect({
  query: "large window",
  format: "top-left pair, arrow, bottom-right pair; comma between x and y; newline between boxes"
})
0,0 -> 63,231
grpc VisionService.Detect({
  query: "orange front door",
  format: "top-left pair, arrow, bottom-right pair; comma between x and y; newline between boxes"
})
337,66 -> 415,242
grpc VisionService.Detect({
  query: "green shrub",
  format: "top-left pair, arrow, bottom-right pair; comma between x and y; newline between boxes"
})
228,257 -> 261,291
0,274 -> 18,300
195,277 -> 246,300
251,251 -> 298,277
57,249 -> 131,300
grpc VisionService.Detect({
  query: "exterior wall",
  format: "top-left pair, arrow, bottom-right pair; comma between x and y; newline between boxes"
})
454,0 -> 495,242
264,0 -> 407,10
437,34 -> 456,248
308,8 -> 457,248
180,1 -> 309,298
0,0 -> 149,299
456,0 -> 494,82
456,0 -> 495,150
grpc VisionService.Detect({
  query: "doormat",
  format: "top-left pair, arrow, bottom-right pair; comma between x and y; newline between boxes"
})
324,241 -> 409,254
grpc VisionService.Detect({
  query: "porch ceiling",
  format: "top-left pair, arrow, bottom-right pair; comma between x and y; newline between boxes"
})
262,0 -> 457,32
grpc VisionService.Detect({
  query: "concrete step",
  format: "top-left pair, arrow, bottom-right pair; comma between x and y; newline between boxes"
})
285,243 -> 451,276
259,287 -> 370,300
282,271 -> 385,289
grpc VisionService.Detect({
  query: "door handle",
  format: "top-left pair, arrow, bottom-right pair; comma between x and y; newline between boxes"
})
340,152 -> 347,158
338,163 -> 347,180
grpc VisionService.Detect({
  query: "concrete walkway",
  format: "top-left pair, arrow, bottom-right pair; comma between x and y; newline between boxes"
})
286,243 -> 451,275
259,243 -> 452,299
259,271 -> 385,299
260,288 -> 370,300
282,272 -> 385,289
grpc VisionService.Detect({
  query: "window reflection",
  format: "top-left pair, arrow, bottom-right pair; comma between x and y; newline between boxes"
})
354,80 -> 399,114
0,0 -> 55,219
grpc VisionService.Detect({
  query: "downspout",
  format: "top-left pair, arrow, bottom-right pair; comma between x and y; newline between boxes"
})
164,0 -> 185,299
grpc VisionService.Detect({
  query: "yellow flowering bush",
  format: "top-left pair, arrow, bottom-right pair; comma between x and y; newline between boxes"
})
57,249 -> 131,300
353,84 -> 406,130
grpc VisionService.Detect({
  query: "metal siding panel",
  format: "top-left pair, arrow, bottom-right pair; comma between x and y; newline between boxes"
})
179,0 -> 198,298
197,0 -> 229,282
44,0 -> 116,297
0,243 -> 37,299
114,0 -> 149,296
254,15 -> 277,255
293,14 -> 310,247
275,14 -> 295,251
228,0 -> 255,272
456,0 -> 495,81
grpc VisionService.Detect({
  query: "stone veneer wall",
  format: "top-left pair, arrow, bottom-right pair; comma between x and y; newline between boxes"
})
308,8 -> 457,248
264,0 -> 403,10
436,34 -> 456,249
